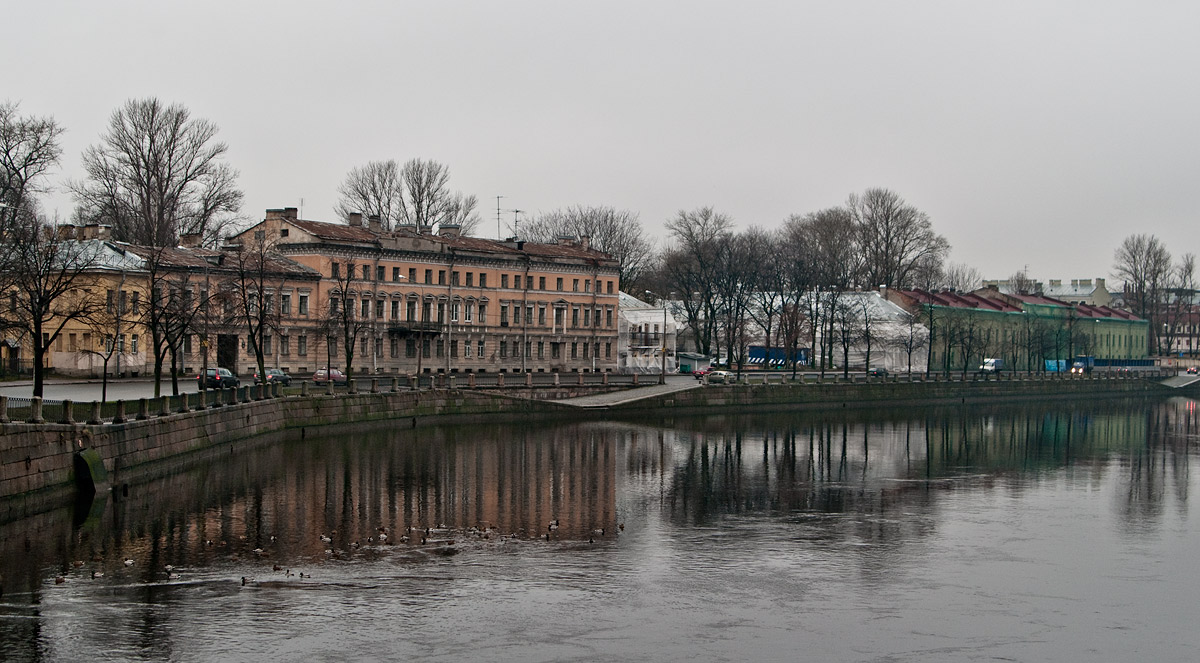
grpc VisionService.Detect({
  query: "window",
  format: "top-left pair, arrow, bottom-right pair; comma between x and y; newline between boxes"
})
54,335 -> 63,352
479,273 -> 487,288
437,303 -> 445,323
605,342 -> 611,358
280,227 -> 289,237
465,272 -> 473,287
607,281 -> 614,294
500,341 -> 508,358
594,342 -> 600,358
526,276 -> 534,289
584,309 -> 591,327
541,276 -> 548,290
423,338 -> 431,358
391,300 -> 400,320
572,279 -> 579,292
299,294 -> 309,315
281,294 -> 291,316
436,339 -> 445,358
477,340 -> 485,358
106,289 -> 114,314
394,266 -> 404,282
68,333 -> 77,352
376,300 -> 384,319
451,301 -> 460,322
555,277 -> 561,291
583,342 -> 589,359
538,306 -> 546,326
422,301 -> 431,322
361,299 -> 370,317
438,270 -> 446,285
525,341 -> 532,358
407,300 -> 417,321
571,342 -> 578,359
377,265 -> 385,281
451,340 -> 458,358
551,342 -> 560,359
584,280 -> 591,293
478,303 -> 487,324
465,302 -> 474,322
452,271 -> 460,286
300,336 -> 308,355
362,265 -> 370,280
501,274 -> 509,288
537,341 -> 544,359
281,335 -> 290,355
501,304 -> 509,325
526,305 -> 533,324
572,307 -> 580,327
390,337 -> 398,358
265,293 -> 274,314
330,299 -> 339,315
513,304 -> 521,325
183,334 -> 192,354
425,269 -> 433,284
263,335 -> 272,355
332,263 -> 340,278
606,309 -> 613,327
406,338 -> 416,358
375,337 -> 382,357
409,268 -> 417,283
131,291 -> 140,314
555,308 -> 564,328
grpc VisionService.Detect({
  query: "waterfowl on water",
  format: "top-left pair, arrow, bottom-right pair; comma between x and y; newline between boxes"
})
123,559 -> 134,567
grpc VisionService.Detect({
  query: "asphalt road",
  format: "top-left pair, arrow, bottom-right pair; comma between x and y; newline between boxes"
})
0,379 -> 188,402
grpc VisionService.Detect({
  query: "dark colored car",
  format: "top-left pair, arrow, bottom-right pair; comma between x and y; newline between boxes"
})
312,368 -> 348,386
254,368 -> 292,386
197,367 -> 240,389
868,367 -> 889,377
1188,367 -> 1198,375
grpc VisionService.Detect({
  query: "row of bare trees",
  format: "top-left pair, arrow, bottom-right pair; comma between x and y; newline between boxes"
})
1113,234 -> 1196,356
645,190 -> 950,375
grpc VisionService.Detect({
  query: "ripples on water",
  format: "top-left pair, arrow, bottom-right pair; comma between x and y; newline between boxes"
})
3,397 -> 1200,661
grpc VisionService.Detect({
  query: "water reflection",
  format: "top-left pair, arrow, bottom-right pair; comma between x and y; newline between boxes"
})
1,397 -> 1197,661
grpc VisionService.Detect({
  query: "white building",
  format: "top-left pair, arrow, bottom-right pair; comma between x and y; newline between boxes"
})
617,292 -> 677,374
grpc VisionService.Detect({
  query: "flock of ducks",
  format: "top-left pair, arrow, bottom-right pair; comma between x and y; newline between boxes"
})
50,519 -> 626,588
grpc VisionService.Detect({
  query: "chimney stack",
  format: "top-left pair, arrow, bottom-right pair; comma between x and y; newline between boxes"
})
348,212 -> 363,227
580,235 -> 590,251
368,214 -> 381,232
438,223 -> 461,238
180,232 -> 203,248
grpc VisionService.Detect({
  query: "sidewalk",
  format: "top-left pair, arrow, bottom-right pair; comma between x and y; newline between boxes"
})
556,378 -> 701,408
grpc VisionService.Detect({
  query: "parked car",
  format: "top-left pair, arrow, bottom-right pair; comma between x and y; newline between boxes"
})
868,367 -> 889,378
693,367 -> 712,380
706,370 -> 733,383
1187,366 -> 1198,375
312,368 -> 348,386
197,367 -> 240,389
254,368 -> 292,386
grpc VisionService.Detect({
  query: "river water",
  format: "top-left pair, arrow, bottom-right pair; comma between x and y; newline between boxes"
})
2,397 -> 1199,662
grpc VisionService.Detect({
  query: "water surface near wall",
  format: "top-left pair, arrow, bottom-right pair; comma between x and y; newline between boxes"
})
1,398 -> 1197,661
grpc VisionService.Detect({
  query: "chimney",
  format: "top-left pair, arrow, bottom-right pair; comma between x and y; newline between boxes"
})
368,214 -> 381,232
265,207 -> 299,222
556,235 -> 574,246
439,223 -> 461,238
580,235 -> 590,251
57,224 -> 78,240
180,232 -> 203,248
1096,277 -> 1105,289
348,212 -> 363,227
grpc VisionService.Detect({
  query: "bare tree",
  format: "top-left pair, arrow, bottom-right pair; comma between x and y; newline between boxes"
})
662,207 -> 733,358
892,310 -> 928,375
4,217 -> 103,396
522,206 -> 655,287
1007,269 -> 1038,295
334,160 -> 405,229
849,188 -> 949,289
335,158 -> 480,235
325,257 -> 372,381
1113,234 -> 1172,354
73,98 -> 243,247
941,262 -> 983,292
1,102 -> 63,241
744,227 -> 785,371
226,232 -> 286,387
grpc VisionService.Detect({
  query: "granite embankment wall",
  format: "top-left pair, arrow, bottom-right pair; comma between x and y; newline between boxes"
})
607,374 -> 1183,415
0,389 -> 578,520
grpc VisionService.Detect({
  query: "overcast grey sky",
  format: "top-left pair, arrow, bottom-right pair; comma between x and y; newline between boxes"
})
7,1 -> 1199,282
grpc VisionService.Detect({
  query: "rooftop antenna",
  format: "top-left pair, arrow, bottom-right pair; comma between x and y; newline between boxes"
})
506,209 -> 524,238
299,198 -> 304,220
495,195 -> 504,239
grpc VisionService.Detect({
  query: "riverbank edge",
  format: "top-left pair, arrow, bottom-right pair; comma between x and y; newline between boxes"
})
0,377 -> 1189,524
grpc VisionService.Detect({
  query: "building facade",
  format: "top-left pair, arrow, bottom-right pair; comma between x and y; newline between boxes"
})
230,207 -> 622,376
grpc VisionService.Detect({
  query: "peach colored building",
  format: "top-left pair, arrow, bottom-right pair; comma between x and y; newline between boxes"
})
232,207 -> 621,376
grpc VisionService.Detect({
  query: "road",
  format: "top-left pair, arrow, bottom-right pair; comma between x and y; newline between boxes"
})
0,379 -> 189,402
